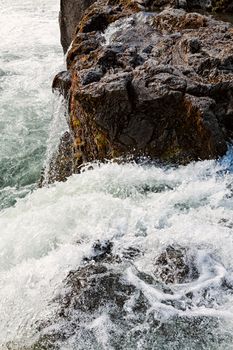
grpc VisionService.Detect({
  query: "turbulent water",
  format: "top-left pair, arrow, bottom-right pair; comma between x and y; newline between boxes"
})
0,0 -> 64,209
1,1 -> 233,349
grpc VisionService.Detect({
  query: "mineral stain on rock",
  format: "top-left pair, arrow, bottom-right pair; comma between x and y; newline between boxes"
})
45,0 -> 233,184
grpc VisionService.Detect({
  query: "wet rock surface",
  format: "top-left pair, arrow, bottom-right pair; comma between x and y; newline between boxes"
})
26,243 -> 233,349
39,131 -> 75,185
52,71 -> 72,98
154,245 -> 199,284
51,0 -> 233,182
59,0 -> 233,53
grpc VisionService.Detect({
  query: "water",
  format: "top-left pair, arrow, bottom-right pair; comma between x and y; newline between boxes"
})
0,155 -> 233,348
1,1 -> 233,349
0,0 -> 63,209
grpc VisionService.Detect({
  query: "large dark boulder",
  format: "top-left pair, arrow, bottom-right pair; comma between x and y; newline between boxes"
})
49,1 -> 233,183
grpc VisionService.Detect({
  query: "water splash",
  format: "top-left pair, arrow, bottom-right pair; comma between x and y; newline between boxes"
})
42,93 -> 68,186
0,150 -> 233,347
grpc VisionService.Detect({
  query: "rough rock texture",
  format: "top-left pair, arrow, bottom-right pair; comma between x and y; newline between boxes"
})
154,245 -> 198,284
52,71 -> 71,98
26,244 -> 230,349
50,0 -> 233,182
178,0 -> 233,12
60,0 -> 96,53
59,0 -> 233,52
138,0 -> 233,12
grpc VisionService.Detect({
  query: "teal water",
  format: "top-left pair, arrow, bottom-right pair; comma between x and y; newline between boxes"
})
0,0 -> 63,209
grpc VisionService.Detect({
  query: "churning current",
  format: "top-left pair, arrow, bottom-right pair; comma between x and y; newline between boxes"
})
0,0 -> 64,210
1,1 -> 233,349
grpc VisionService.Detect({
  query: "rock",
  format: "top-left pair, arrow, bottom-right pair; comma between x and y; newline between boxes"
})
40,131 -> 75,185
83,240 -> 114,262
154,245 -> 199,284
211,0 -> 233,12
60,0 -> 97,53
31,245 -> 150,349
182,0 -> 212,11
27,244 -> 230,349
148,0 -> 233,12
188,38 -> 201,54
49,4 -> 233,182
52,71 -> 71,98
103,0 -> 233,12
58,0 -> 232,54
177,0 -> 187,9
79,67 -> 104,86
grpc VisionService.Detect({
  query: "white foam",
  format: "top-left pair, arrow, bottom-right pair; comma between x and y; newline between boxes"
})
0,0 -> 64,208
1,0 -> 233,346
0,150 -> 233,344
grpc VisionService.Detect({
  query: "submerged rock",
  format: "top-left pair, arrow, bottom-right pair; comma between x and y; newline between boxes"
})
30,243 -> 149,349
154,245 -> 199,284
26,243 -> 232,349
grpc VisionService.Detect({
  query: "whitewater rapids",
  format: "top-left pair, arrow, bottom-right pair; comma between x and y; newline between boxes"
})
1,0 -> 233,349
0,0 -> 63,209
1,155 -> 233,348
